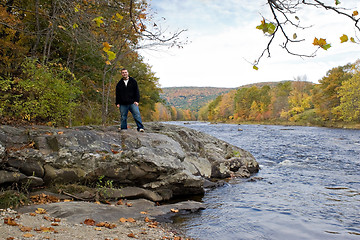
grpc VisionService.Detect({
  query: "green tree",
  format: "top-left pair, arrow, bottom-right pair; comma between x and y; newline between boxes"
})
335,62 -> 360,122
313,64 -> 353,122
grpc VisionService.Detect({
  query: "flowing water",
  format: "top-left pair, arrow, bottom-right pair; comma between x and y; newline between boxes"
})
167,122 -> 360,240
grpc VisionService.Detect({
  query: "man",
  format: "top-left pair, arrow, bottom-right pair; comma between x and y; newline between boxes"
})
115,68 -> 145,132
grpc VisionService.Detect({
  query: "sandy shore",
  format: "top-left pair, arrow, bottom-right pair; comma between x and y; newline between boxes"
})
0,205 -> 191,240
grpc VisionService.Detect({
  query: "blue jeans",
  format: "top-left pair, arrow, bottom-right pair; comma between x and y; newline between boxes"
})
119,104 -> 144,131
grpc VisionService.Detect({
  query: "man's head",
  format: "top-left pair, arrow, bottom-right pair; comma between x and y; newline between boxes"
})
121,68 -> 129,80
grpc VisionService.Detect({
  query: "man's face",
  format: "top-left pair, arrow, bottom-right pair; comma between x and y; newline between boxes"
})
121,70 -> 129,79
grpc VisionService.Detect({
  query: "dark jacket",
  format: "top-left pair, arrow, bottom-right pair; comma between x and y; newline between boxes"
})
115,77 -> 140,105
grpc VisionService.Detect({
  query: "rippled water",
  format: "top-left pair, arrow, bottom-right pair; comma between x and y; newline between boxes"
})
167,122 -> 360,240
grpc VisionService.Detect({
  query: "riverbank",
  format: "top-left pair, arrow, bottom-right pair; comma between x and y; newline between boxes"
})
1,199 -> 194,240
207,119 -> 360,130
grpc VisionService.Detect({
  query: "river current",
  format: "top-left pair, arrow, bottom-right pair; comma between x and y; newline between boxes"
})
166,122 -> 360,240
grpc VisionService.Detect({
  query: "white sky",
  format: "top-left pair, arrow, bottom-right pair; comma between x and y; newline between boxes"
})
139,0 -> 360,88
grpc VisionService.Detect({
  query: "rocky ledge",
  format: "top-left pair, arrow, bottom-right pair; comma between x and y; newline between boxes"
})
0,122 -> 259,202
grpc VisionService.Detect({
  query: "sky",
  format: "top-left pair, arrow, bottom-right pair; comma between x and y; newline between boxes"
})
139,0 -> 360,88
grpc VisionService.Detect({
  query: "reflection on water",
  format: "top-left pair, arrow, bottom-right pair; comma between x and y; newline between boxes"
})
167,122 -> 360,240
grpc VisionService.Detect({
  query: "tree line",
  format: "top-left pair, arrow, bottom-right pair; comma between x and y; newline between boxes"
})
196,60 -> 360,127
0,0 -> 184,126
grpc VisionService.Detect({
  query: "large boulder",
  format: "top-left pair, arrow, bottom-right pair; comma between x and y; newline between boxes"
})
0,122 -> 259,200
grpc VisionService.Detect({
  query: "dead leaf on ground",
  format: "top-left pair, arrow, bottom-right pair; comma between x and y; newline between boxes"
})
4,217 -> 18,226
84,218 -> 96,226
96,222 -> 116,229
51,223 -> 59,226
127,233 -> 136,238
22,233 -> 34,238
144,217 -> 152,223
126,202 -> 133,207
116,199 -> 123,205
29,213 -> 36,216
140,211 -> 147,214
119,217 -> 136,223
94,227 -> 102,231
31,193 -> 59,204
19,226 -> 32,232
35,208 -> 47,214
171,209 -> 179,213
34,226 -> 56,233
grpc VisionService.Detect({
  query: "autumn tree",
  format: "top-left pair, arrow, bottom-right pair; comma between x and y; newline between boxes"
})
282,80 -> 314,122
335,60 -> 360,122
312,63 -> 353,122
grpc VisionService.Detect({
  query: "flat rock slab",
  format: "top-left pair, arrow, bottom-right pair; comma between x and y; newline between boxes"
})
19,199 -> 205,223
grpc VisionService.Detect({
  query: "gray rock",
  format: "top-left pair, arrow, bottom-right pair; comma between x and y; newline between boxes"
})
0,170 -> 27,184
19,199 -> 205,223
0,123 -> 259,200
99,186 -> 163,202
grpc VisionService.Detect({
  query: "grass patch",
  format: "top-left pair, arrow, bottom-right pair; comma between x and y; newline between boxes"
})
0,190 -> 29,209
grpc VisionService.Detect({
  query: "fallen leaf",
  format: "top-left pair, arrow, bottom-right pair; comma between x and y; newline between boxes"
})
41,227 -> 55,233
29,213 -> 36,216
140,211 -> 147,214
44,216 -> 52,221
148,224 -> 158,228
116,199 -> 123,205
35,208 -> 47,214
127,233 -> 136,238
57,131 -> 64,134
84,218 -> 96,226
4,217 -> 18,226
111,149 -> 119,154
126,202 -> 133,207
51,223 -> 59,226
63,199 -> 72,202
171,209 -> 179,213
127,218 -> 136,223
119,217 -> 127,223
22,233 -> 34,238
95,201 -> 101,205
54,218 -> 61,222
19,226 -> 32,232
144,217 -> 152,223
94,227 -> 102,231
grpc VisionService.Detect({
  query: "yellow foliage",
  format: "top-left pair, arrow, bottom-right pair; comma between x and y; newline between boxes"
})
340,34 -> 348,43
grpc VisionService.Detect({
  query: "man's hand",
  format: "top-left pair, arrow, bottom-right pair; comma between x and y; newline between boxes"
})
134,102 -> 139,106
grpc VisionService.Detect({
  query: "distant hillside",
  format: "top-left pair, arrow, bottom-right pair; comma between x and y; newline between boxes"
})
160,87 -> 234,111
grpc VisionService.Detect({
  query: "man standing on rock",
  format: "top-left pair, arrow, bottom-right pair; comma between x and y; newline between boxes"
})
115,68 -> 145,132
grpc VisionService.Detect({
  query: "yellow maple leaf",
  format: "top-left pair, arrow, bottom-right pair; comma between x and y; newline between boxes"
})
102,42 -> 112,52
353,10 -> 359,16
340,34 -> 348,43
93,17 -> 104,27
116,13 -> 123,20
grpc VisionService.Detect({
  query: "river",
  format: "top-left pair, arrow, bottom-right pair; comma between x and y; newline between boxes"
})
166,122 -> 360,240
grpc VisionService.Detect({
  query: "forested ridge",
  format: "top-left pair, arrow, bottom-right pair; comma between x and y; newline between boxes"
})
161,87 -> 233,111
198,61 -> 360,128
